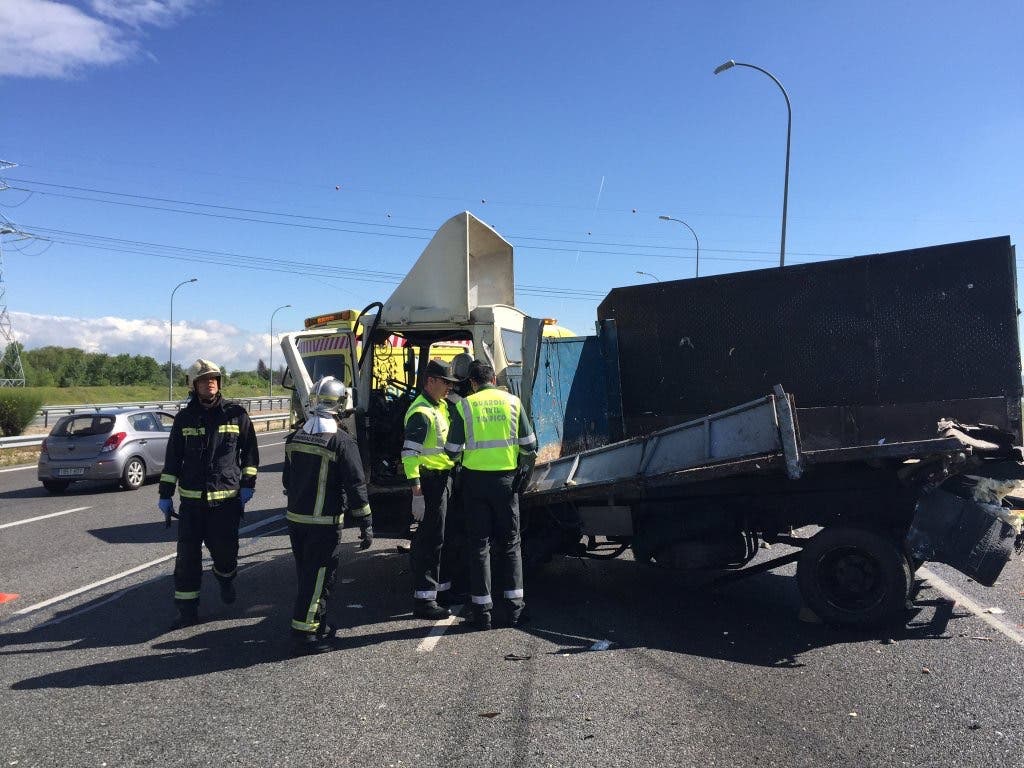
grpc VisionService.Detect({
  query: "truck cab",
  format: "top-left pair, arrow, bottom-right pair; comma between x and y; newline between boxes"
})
279,211 -> 537,490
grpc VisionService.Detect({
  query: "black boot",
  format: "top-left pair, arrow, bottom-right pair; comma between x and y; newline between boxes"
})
172,603 -> 199,629
291,631 -> 333,655
218,578 -> 236,605
413,600 -> 451,620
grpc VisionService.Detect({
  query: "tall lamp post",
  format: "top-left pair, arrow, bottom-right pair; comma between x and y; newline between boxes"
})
658,215 -> 701,277
714,58 -> 791,267
635,271 -> 661,282
269,304 -> 291,398
169,278 -> 197,400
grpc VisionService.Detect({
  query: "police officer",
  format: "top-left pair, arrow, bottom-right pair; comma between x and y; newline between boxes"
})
445,359 -> 537,630
158,358 -> 259,627
403,359 -> 460,619
283,376 -> 373,654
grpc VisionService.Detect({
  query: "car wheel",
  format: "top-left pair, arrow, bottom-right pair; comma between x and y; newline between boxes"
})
797,526 -> 912,629
42,479 -> 71,494
121,457 -> 146,491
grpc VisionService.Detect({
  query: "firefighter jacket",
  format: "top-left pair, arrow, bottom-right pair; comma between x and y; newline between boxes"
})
159,395 -> 259,503
445,384 -> 537,471
283,425 -> 371,526
401,392 -> 455,484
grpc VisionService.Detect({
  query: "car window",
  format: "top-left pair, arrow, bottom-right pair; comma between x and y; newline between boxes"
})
53,415 -> 116,437
129,413 -> 158,432
156,412 -> 175,432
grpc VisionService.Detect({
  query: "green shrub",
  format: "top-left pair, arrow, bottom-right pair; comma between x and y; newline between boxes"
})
0,390 -> 45,436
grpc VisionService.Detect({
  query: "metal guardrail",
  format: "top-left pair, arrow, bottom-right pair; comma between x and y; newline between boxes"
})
0,413 -> 293,451
35,396 -> 292,427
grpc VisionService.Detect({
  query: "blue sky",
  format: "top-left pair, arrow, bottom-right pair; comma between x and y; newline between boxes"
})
1,0 -> 1021,370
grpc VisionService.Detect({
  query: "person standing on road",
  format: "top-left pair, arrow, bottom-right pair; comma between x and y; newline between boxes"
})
444,359 -> 537,630
438,352 -> 474,604
158,358 -> 259,627
283,375 -> 373,654
402,359 -> 461,620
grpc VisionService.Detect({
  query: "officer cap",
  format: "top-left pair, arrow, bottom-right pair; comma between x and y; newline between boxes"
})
424,359 -> 460,383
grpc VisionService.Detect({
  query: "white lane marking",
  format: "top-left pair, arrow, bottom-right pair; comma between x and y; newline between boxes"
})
415,604 -> 463,652
0,464 -> 36,473
260,440 -> 286,448
0,513 -> 286,627
0,506 -> 91,530
918,566 -> 1024,646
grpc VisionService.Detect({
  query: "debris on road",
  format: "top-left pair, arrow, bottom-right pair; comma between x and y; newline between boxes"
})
984,607 -> 1006,615
479,712 -> 500,719
590,640 -> 612,651
504,653 -> 532,662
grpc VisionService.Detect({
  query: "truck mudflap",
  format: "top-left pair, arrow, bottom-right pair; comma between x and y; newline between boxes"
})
906,462 -> 1024,586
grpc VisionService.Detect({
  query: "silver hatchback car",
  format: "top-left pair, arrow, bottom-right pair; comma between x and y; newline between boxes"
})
38,408 -> 175,494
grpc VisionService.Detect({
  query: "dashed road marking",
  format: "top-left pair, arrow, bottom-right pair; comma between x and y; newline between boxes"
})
0,506 -> 91,530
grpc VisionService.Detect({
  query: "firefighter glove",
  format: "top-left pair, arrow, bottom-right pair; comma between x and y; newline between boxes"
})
239,487 -> 254,506
158,498 -> 174,527
358,516 -> 374,550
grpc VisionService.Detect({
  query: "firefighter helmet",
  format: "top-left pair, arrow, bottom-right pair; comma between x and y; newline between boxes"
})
449,352 -> 473,382
186,358 -> 223,388
309,376 -> 349,415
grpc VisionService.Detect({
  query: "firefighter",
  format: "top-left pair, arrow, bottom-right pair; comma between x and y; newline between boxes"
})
444,359 -> 537,630
403,359 -> 461,619
158,358 -> 259,627
283,375 -> 372,654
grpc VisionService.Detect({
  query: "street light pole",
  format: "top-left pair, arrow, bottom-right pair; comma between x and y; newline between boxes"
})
269,304 -> 291,398
714,58 -> 792,267
169,278 -> 197,400
635,271 -> 661,282
658,215 -> 701,277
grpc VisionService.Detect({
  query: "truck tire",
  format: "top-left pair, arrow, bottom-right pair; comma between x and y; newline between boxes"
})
797,527 -> 912,628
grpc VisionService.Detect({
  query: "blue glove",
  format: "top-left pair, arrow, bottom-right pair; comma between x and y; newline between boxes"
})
158,498 -> 174,527
239,487 -> 254,506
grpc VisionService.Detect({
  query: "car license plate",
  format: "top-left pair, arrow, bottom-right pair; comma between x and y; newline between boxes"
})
57,468 -> 86,477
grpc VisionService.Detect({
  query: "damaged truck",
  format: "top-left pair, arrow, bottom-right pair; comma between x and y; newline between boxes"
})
517,235 -> 1024,627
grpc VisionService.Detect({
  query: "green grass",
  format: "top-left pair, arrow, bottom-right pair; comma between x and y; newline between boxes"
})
23,384 -> 278,406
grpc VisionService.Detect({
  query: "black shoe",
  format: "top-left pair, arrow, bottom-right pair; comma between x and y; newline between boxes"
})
218,579 -> 236,605
438,591 -> 468,607
316,623 -> 338,640
171,607 -> 200,629
291,632 -> 333,656
473,611 -> 492,631
413,601 -> 451,620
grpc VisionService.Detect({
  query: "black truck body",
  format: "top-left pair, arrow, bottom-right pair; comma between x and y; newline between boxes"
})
517,236 -> 1024,627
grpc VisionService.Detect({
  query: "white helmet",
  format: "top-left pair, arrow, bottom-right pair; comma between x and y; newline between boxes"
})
186,358 -> 223,388
309,376 -> 350,416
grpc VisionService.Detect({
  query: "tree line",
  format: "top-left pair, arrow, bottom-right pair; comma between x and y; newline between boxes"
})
2,343 -> 283,388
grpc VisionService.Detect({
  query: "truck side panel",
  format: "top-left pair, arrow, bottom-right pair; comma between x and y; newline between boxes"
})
598,236 -> 1023,443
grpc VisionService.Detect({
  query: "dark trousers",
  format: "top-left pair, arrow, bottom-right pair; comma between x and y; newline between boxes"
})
410,469 -> 450,601
173,498 -> 242,608
440,473 -> 469,597
462,468 -> 525,619
289,522 -> 342,636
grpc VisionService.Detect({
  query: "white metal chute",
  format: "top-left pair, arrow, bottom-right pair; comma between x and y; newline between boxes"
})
381,211 -> 514,325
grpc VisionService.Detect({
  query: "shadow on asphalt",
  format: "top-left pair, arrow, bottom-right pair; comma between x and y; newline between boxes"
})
3,536 -> 963,690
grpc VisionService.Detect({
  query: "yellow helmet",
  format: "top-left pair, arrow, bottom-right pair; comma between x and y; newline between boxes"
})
186,358 -> 224,388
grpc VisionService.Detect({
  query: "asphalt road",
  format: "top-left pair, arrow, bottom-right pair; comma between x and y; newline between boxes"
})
1,432 -> 1022,768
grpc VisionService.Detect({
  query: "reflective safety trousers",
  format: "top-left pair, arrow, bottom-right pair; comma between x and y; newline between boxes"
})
159,396 -> 259,504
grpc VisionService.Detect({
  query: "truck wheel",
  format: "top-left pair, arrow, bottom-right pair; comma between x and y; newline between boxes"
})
42,479 -> 71,494
797,527 -> 912,628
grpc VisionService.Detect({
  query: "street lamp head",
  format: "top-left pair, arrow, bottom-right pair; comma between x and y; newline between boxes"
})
714,59 -> 736,75
658,215 -> 671,221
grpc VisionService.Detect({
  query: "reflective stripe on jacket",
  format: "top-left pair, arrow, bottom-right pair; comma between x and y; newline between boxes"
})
159,395 -> 259,503
401,393 -> 455,481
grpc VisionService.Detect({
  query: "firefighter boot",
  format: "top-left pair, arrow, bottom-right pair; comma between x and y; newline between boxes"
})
413,600 -> 451,620
217,576 -> 236,605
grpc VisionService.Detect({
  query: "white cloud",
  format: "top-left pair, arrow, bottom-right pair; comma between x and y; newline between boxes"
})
0,0 -> 198,79
89,0 -> 195,28
10,311 -> 272,372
